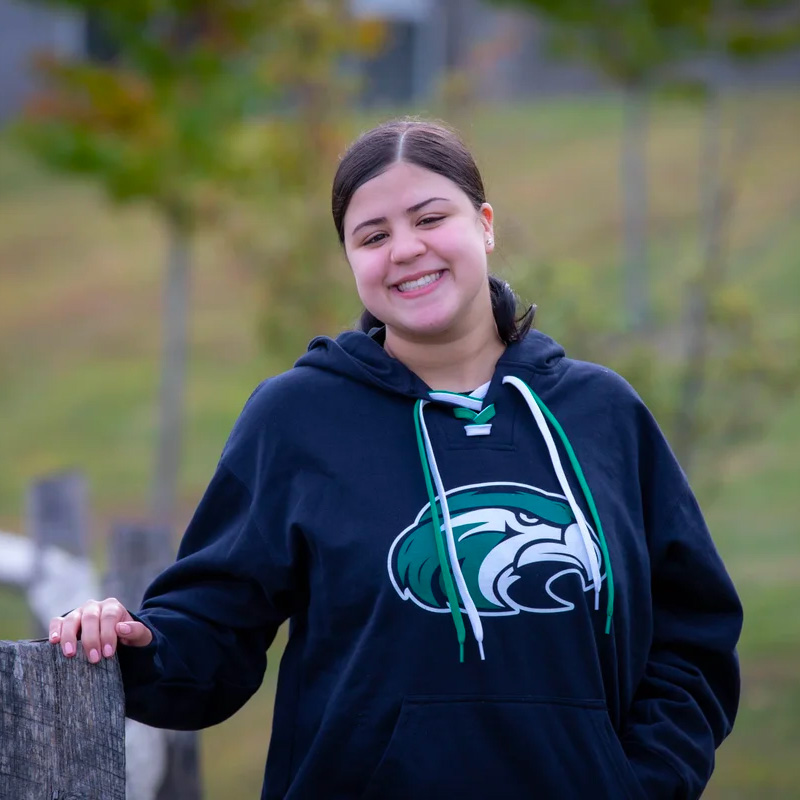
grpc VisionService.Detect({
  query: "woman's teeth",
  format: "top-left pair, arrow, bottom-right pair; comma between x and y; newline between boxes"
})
397,271 -> 442,293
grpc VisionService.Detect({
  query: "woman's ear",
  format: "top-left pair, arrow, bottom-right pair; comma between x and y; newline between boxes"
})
480,203 -> 495,252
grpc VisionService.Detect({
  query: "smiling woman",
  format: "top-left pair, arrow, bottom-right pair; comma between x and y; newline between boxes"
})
51,117 -> 742,800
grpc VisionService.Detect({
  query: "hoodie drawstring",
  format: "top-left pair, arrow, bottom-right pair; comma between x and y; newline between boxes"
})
414,378 -> 615,662
503,377 -> 615,632
413,399 -> 468,661
415,399 -> 486,662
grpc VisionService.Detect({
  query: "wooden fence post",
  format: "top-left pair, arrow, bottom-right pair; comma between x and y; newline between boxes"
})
25,471 -> 93,637
104,523 -> 202,800
0,640 -> 125,800
26,471 -> 89,558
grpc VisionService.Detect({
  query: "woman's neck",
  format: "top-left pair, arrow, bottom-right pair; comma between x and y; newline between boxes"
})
384,321 -> 505,393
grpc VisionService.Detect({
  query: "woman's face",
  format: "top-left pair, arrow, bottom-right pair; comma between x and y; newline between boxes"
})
343,161 -> 495,343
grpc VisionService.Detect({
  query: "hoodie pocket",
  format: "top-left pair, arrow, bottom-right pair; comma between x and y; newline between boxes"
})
361,695 -> 645,800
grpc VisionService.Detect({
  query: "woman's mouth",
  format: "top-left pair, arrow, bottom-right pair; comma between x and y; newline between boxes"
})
395,271 -> 444,294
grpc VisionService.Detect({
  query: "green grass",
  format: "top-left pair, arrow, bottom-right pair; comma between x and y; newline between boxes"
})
1,90 -> 799,797
702,392 -> 800,797
0,585 -> 34,641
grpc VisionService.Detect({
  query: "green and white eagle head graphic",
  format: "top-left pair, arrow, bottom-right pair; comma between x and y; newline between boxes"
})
388,482 -> 604,615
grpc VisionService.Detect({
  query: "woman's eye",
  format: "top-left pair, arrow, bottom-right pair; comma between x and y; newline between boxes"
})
364,232 -> 387,246
419,215 -> 444,226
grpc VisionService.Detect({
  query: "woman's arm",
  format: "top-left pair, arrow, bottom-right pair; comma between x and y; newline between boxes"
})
620,395 -> 743,800
118,460 -> 304,731
623,486 -> 742,799
51,459 -> 301,731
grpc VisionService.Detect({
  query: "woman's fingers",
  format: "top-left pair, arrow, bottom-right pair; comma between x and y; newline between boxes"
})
48,616 -> 63,645
57,608 -> 84,658
79,601 -> 103,663
99,599 -> 125,658
47,598 -> 152,662
115,619 -> 153,648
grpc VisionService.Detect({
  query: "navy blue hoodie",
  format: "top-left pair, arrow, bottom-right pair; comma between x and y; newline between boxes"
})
120,329 -> 742,800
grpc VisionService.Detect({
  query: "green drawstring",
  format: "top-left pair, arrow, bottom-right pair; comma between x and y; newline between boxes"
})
519,381 -> 615,634
453,404 -> 496,427
414,399 -> 466,661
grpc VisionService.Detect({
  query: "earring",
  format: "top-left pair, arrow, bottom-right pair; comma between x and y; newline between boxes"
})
487,237 -> 494,247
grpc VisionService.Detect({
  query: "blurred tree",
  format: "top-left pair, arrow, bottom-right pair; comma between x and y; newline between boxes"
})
672,0 -> 800,470
221,3 -> 385,361
488,0 -> 800,478
13,0 -> 360,532
487,0 -> 714,331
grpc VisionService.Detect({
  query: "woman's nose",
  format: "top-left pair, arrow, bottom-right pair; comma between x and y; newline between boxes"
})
390,228 -> 426,264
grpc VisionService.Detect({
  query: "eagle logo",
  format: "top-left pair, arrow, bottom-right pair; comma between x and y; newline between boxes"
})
388,482 -> 604,616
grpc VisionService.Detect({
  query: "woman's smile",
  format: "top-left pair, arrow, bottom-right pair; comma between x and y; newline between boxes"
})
392,270 -> 446,296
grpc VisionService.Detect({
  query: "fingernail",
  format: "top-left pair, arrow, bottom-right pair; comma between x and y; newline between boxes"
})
90,649 -> 99,663
117,623 -> 131,635
64,642 -> 74,656
50,632 -> 59,640
103,644 -> 113,658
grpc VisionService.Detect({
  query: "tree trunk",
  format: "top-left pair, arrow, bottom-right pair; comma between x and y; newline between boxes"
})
671,89 -> 724,472
0,640 -> 125,800
152,213 -> 191,533
620,83 -> 650,331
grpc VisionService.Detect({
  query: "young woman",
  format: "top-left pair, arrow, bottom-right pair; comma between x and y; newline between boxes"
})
50,119 -> 742,800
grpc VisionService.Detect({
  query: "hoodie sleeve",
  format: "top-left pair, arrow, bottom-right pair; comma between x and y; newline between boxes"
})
622,401 -> 743,799
118,383 -> 307,730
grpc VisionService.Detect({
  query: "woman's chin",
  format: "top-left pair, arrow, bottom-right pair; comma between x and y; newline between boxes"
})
388,314 -> 460,342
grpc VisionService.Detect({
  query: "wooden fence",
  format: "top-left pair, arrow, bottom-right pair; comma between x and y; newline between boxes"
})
0,471 -> 201,800
0,640 -> 125,800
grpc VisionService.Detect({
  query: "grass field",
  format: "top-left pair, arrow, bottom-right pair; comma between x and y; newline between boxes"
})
1,90 -> 798,797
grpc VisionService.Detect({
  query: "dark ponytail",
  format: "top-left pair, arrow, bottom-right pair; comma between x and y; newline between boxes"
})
358,275 -> 535,345
488,275 -> 536,344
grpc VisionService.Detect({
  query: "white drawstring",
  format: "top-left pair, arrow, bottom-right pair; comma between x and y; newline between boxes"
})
428,391 -> 483,411
502,376 -> 603,610
418,400 -> 486,660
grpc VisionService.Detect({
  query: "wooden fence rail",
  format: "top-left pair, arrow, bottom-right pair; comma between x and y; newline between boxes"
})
0,640 -> 125,800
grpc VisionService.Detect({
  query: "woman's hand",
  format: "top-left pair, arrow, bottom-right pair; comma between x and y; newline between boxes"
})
49,598 -> 153,663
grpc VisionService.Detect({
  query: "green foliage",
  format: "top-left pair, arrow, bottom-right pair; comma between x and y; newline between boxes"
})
488,0 -> 712,86
13,0 -> 351,226
211,3 -> 366,358
726,19 -> 800,60
489,0 -> 800,83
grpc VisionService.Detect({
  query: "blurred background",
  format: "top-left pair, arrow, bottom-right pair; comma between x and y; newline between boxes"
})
0,0 -> 798,797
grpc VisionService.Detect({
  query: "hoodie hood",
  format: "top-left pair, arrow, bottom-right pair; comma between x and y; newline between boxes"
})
296,327 -> 566,397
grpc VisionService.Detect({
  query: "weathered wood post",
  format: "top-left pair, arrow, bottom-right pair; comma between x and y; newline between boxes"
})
26,471 -> 89,559
25,471 -> 95,636
105,523 -> 202,800
0,640 -> 125,800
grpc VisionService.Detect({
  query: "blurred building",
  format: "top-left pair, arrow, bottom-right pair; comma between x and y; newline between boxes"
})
351,0 -> 602,105
1,0 -> 799,122
352,0 -> 800,106
0,0 -> 83,124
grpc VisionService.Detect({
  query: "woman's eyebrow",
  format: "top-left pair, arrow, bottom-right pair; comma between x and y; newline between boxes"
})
350,196 -> 450,237
408,196 -> 449,213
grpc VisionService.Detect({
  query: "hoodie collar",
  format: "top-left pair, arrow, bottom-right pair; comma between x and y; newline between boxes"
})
296,327 -> 566,399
